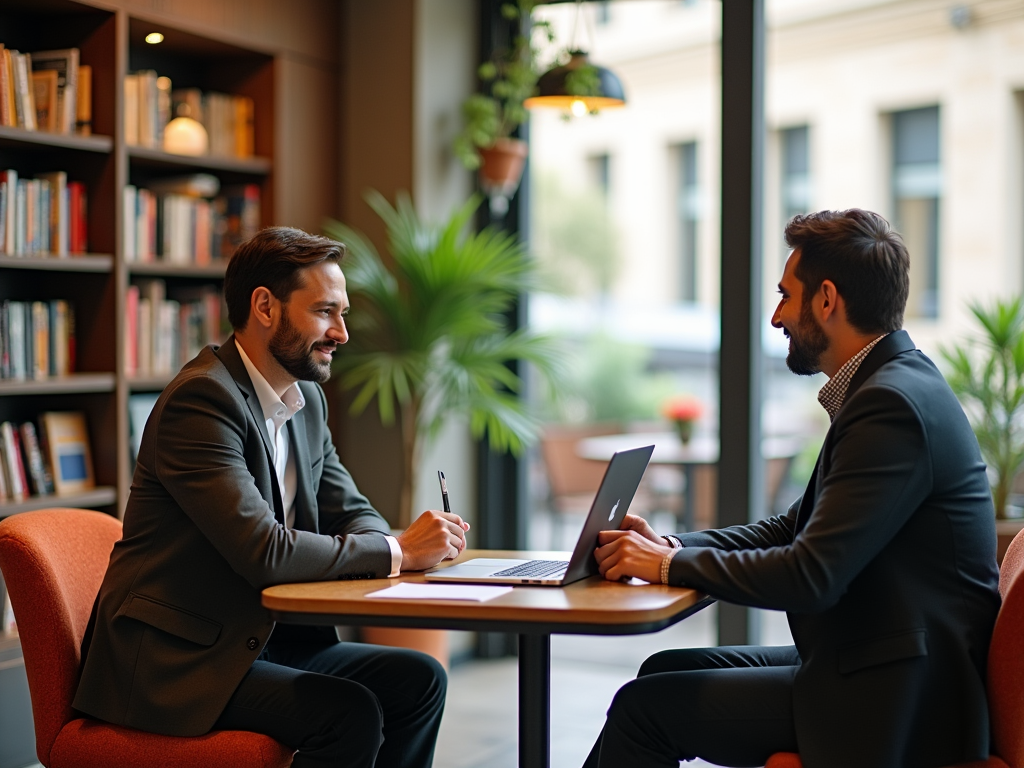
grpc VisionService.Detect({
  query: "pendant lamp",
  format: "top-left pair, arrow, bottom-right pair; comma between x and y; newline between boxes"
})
524,50 -> 626,115
523,0 -> 626,115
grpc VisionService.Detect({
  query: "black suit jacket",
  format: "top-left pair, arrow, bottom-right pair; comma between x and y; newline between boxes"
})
73,338 -> 394,736
670,331 -> 1000,768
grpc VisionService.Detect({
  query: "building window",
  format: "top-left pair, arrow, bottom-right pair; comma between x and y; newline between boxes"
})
595,1 -> 611,24
588,153 -> 610,198
780,125 -> 810,269
892,106 -> 941,319
677,141 -> 699,302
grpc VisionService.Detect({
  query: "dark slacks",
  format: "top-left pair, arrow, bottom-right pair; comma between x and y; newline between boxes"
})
213,628 -> 446,768
584,645 -> 801,768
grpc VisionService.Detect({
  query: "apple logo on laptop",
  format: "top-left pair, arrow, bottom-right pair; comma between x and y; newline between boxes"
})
608,500 -> 620,521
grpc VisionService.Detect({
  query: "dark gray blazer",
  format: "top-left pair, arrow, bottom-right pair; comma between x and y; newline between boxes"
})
73,338 -> 393,736
670,331 -> 1001,768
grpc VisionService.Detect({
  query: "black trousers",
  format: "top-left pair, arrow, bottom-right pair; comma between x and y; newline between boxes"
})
213,627 -> 446,768
583,645 -> 801,768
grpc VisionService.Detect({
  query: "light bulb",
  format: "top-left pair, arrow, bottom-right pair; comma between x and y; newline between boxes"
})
570,99 -> 588,117
145,32 -> 164,44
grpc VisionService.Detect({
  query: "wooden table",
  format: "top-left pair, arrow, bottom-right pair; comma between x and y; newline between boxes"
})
263,549 -> 712,768
577,432 -> 803,531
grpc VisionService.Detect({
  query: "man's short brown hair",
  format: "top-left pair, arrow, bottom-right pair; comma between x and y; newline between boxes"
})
224,226 -> 345,330
785,209 -> 910,335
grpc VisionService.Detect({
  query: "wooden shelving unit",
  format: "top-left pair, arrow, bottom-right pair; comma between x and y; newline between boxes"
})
0,0 -> 275,519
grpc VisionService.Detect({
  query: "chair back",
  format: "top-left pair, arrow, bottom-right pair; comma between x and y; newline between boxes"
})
540,423 -> 622,497
989,527 -> 1024,768
0,508 -> 121,764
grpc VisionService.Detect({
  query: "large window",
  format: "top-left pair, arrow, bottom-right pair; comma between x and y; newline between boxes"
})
892,106 -> 941,319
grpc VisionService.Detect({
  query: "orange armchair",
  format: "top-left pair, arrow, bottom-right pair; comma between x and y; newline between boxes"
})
0,508 -> 293,768
766,527 -> 1024,768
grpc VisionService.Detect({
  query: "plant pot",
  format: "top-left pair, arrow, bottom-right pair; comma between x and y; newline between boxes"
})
673,419 -> 694,446
478,137 -> 528,201
361,627 -> 450,670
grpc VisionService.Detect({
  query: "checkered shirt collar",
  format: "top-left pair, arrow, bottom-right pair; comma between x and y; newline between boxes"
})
817,334 -> 888,421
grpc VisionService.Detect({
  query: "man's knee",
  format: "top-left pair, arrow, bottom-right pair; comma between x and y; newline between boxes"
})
382,647 -> 447,713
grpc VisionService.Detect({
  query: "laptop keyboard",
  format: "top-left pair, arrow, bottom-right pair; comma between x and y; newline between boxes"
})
492,559 -> 569,578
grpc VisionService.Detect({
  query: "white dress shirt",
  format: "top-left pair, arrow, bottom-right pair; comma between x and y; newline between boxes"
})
235,341 -> 402,575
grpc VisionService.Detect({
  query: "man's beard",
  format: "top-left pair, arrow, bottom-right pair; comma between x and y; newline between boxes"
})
785,299 -> 829,376
268,311 -> 335,384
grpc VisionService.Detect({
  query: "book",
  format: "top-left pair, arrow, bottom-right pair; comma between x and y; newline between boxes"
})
136,69 -> 157,148
20,421 -> 53,496
123,73 -> 138,145
30,300 -> 48,379
31,69 -> 57,132
2,48 -> 15,129
125,284 -> 139,376
49,299 -> 70,376
6,300 -> 25,380
0,421 -> 26,502
39,411 -> 94,495
123,185 -> 136,262
76,63 -> 91,135
31,49 -> 78,135
0,44 -> 9,128
68,180 -> 86,253
36,171 -> 67,256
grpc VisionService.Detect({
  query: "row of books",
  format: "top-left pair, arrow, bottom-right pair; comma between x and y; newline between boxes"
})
124,72 -> 254,158
125,280 -> 225,377
0,412 -> 95,504
0,300 -> 75,381
0,170 -> 88,256
123,181 -> 259,264
0,45 -> 90,135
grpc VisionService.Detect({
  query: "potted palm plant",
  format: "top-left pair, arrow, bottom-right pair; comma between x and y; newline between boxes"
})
942,297 -> 1024,559
324,190 -> 562,531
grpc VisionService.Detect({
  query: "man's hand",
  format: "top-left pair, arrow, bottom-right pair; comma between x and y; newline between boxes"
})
618,513 -> 663,544
595,529 -> 673,584
397,510 -> 471,571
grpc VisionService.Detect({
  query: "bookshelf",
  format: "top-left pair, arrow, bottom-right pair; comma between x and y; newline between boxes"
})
0,0 -> 276,520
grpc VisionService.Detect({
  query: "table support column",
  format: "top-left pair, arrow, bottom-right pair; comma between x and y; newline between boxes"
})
518,633 -> 550,768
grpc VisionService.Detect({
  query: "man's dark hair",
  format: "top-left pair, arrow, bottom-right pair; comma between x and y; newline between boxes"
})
224,226 -> 345,330
785,209 -> 910,334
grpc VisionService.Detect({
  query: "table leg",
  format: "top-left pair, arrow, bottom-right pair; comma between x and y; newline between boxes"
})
683,465 -> 695,532
518,633 -> 550,768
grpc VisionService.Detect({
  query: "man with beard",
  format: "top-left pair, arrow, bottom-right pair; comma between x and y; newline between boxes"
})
74,227 -> 468,768
582,209 -> 1000,768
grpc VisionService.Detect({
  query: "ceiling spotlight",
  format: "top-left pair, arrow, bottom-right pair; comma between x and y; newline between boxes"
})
145,32 -> 164,45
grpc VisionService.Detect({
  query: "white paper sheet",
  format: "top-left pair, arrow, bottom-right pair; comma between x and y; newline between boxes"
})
365,582 -> 512,602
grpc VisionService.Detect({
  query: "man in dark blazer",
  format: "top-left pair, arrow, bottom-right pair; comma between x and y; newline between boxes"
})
74,227 -> 470,768
585,209 -> 1001,768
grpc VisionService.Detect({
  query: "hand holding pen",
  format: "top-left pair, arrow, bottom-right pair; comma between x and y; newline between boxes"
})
394,470 -> 470,570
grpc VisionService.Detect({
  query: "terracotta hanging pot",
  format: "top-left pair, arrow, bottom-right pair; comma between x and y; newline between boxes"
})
478,137 -> 528,200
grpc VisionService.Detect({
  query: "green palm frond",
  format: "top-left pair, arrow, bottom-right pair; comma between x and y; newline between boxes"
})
941,296 -> 1024,518
324,191 -> 565,455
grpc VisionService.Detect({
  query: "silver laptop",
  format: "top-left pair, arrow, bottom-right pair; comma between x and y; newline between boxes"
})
425,445 -> 655,586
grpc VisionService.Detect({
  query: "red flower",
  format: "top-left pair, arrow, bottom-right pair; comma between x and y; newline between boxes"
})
662,395 -> 702,423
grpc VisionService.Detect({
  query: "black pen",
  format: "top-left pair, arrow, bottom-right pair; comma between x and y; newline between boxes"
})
438,470 -> 451,513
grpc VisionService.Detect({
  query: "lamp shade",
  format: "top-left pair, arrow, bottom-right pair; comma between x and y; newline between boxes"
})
524,51 -> 626,112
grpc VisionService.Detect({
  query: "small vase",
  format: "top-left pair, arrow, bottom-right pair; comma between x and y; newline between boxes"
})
674,419 -> 694,446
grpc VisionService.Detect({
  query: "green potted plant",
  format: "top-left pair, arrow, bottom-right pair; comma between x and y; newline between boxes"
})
941,297 -> 1024,522
453,1 -> 548,198
324,190 -> 563,531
